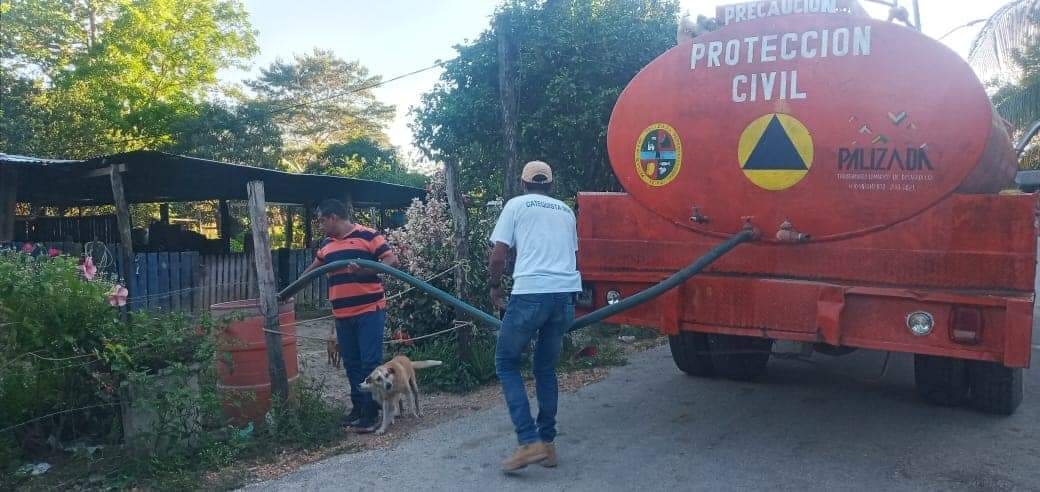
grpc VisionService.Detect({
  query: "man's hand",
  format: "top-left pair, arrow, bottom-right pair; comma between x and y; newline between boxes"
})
490,286 -> 505,310
488,242 -> 510,310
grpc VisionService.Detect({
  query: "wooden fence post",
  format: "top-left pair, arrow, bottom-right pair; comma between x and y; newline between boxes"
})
444,161 -> 472,362
109,165 -> 134,286
246,180 -> 289,404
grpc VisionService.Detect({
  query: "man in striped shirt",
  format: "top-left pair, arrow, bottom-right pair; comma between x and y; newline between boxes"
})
304,199 -> 399,432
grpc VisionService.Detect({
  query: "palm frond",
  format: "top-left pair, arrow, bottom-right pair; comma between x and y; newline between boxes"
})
967,0 -> 1040,85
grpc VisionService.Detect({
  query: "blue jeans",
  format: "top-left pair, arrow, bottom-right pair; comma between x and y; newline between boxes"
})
495,292 -> 575,445
335,309 -> 386,410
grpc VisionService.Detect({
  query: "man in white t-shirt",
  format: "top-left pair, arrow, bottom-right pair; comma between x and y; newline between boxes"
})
488,160 -> 581,473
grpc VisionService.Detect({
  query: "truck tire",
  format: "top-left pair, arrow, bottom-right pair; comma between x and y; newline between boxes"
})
668,332 -> 715,377
967,361 -> 1023,415
913,354 -> 970,407
706,334 -> 772,381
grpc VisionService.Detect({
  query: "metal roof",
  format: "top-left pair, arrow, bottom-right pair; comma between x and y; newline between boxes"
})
1,150 -> 425,208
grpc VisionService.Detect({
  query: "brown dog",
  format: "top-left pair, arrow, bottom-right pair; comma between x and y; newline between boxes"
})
359,355 -> 442,435
327,328 -> 340,368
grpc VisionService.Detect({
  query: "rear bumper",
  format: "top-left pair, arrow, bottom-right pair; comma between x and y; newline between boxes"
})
578,275 -> 1034,367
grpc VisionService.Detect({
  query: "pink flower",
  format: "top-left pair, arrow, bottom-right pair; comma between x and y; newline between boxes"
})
21,243 -> 35,254
108,284 -> 128,307
48,248 -> 60,258
79,257 -> 97,281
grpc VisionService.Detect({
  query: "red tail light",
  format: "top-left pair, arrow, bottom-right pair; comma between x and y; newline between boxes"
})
949,307 -> 983,345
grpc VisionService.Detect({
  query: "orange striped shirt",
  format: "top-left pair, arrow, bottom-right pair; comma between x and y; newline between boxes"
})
316,225 -> 393,318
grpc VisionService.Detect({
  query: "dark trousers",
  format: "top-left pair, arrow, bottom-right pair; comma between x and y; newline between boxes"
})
335,309 -> 385,409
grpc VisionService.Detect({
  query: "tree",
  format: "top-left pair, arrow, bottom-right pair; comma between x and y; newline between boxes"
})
968,0 -> 1040,168
0,0 -> 118,80
247,49 -> 396,170
165,101 -> 283,169
411,0 -> 682,200
0,0 -> 258,157
314,137 -> 427,188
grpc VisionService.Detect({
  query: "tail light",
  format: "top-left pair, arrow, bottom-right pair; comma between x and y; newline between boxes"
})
949,307 -> 983,345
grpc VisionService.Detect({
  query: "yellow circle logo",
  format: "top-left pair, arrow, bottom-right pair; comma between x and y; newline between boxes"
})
738,113 -> 814,191
635,123 -> 682,187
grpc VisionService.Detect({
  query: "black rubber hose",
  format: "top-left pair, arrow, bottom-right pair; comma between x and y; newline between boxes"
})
567,229 -> 755,332
278,229 -> 754,333
277,259 -> 503,329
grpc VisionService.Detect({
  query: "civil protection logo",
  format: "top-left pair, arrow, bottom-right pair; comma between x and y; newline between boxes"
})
635,123 -> 682,187
738,113 -> 814,191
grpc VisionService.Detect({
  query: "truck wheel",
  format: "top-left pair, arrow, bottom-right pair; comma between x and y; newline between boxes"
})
913,354 -> 970,407
668,332 -> 715,377
967,361 -> 1023,416
706,334 -> 772,381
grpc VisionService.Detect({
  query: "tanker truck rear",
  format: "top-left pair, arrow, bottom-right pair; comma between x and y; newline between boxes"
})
576,6 -> 1036,414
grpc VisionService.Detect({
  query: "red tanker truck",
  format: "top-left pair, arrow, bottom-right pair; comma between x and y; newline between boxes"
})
576,5 -> 1036,414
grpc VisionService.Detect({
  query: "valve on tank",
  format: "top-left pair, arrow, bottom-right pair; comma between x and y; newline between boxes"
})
776,220 -> 810,243
690,206 -> 710,224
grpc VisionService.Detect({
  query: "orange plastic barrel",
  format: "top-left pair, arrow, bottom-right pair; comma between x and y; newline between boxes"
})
211,299 -> 299,424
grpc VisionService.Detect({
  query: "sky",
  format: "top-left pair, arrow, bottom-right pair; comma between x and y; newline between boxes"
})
221,0 -> 1008,165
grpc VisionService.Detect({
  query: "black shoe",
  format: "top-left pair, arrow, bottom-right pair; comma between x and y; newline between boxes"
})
352,403 -> 381,433
341,406 -> 364,427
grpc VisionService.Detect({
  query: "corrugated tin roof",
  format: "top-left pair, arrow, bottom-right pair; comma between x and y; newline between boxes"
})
1,150 -> 425,208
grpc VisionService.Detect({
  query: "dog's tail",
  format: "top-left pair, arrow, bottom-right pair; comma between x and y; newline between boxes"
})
411,360 -> 443,370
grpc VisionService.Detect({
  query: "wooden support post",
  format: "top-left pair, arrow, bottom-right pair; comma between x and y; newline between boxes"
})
368,206 -> 379,229
0,165 -> 17,243
497,12 -> 521,199
303,203 -> 313,248
218,199 -> 232,253
444,161 -> 472,362
159,203 -> 170,224
109,166 -> 134,285
342,193 -> 354,221
246,180 -> 289,404
284,207 -> 294,249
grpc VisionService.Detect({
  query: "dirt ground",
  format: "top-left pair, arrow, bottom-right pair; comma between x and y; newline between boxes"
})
213,317 -> 657,485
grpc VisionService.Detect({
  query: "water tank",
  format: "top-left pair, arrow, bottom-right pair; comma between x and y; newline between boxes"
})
607,14 -> 1016,241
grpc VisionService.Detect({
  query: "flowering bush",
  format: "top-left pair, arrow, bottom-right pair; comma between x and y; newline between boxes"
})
0,248 -> 215,475
385,171 -> 499,339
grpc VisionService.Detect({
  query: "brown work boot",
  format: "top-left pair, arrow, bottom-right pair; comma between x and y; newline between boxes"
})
501,442 -> 549,472
540,442 -> 557,468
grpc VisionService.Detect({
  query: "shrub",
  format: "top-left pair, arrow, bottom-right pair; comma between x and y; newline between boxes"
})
385,171 -> 499,340
0,248 -> 216,475
399,333 -> 498,393
1,247 -> 345,488
0,249 -> 123,463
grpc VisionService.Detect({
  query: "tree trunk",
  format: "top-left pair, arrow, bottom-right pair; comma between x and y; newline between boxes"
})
497,12 -> 522,200
246,181 -> 290,404
444,161 -> 472,362
86,0 -> 97,49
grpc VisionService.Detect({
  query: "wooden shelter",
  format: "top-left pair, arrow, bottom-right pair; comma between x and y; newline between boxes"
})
0,150 -> 424,311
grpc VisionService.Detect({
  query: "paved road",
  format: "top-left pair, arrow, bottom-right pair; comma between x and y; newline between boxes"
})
248,345 -> 1040,491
